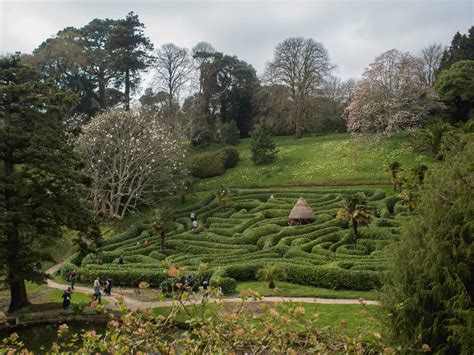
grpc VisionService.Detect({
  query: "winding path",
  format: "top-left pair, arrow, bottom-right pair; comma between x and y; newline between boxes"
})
45,263 -> 379,309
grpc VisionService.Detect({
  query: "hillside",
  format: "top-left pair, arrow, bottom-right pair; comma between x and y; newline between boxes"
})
190,133 -> 432,190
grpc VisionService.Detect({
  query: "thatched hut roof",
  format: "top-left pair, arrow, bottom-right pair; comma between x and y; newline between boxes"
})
289,197 -> 315,220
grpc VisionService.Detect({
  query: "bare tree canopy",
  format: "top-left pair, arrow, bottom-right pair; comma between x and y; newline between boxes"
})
153,43 -> 194,105
419,43 -> 444,86
264,37 -> 333,137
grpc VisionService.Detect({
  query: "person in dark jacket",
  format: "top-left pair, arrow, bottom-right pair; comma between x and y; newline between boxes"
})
104,278 -> 113,296
68,270 -> 77,290
62,287 -> 72,310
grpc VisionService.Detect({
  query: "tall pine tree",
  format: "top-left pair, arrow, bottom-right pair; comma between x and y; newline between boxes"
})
0,56 -> 100,312
109,12 -> 154,110
250,122 -> 278,165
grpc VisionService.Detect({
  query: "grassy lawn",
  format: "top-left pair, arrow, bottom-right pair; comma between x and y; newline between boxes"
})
189,133 -> 435,190
234,281 -> 379,300
152,302 -> 379,335
0,282 -> 107,315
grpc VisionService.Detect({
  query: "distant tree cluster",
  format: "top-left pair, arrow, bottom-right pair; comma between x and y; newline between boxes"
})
25,12 -> 153,117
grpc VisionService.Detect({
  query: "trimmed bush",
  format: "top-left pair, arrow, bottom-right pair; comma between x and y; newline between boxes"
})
211,276 -> 237,294
191,153 -> 225,178
73,187 -> 399,291
218,147 -> 240,169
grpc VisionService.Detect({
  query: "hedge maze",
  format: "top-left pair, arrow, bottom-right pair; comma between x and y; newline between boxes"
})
67,188 -> 405,292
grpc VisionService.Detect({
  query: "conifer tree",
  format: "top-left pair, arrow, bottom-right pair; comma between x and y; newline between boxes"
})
381,139 -> 474,353
0,56 -> 99,312
250,122 -> 278,165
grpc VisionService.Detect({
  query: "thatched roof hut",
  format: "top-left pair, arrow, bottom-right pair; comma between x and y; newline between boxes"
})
289,197 -> 315,221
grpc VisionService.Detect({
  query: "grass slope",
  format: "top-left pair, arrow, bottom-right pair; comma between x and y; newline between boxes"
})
152,303 -> 379,335
190,133 -> 432,189
234,281 -> 378,300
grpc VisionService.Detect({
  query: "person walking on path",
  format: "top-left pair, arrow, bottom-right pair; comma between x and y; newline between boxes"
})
68,270 -> 77,290
94,278 -> 101,293
93,277 -> 102,304
190,211 -> 196,222
62,287 -> 72,310
104,278 -> 113,296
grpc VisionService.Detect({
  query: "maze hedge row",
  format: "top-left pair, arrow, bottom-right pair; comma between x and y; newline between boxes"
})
66,188 -> 406,292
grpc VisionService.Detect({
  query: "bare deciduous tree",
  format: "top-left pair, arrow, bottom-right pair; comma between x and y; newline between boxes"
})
419,43 -> 444,86
77,110 -> 187,219
153,43 -> 194,111
264,37 -> 333,138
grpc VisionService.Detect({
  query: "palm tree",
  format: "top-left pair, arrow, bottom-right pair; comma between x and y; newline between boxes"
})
412,121 -> 452,160
457,119 -> 474,134
385,161 -> 404,192
150,208 -> 174,253
215,185 -> 233,208
256,264 -> 287,289
398,190 -> 417,213
336,193 -> 374,247
410,164 -> 429,185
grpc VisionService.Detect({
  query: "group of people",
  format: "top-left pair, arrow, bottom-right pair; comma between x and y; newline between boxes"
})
62,270 -> 113,309
191,211 -> 198,230
93,277 -> 113,304
61,212 -> 204,310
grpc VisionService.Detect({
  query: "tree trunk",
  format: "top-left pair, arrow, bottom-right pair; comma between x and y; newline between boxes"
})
125,69 -> 130,111
4,110 -> 30,312
160,232 -> 165,254
8,278 -> 29,313
352,221 -> 358,248
98,70 -> 107,110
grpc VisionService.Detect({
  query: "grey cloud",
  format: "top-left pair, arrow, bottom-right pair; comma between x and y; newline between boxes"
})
1,0 -> 472,80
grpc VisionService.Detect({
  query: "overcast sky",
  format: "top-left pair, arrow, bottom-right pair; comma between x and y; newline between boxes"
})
1,0 -> 473,81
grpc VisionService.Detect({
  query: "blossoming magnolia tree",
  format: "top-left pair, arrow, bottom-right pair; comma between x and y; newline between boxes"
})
345,49 -> 441,135
77,110 -> 187,218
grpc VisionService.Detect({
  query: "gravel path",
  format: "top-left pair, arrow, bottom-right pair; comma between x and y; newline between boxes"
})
46,264 -> 379,309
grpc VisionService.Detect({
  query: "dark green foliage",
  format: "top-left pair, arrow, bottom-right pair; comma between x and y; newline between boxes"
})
250,122 -> 278,165
191,153 -> 225,178
108,12 -> 154,110
439,26 -> 474,72
210,276 -> 237,294
193,50 -> 259,140
78,265 -> 165,287
218,147 -> 240,169
191,147 -> 240,179
0,56 -> 100,311
436,60 -> 474,123
411,121 -> 453,160
29,12 -> 153,115
381,140 -> 474,353
219,121 -> 241,145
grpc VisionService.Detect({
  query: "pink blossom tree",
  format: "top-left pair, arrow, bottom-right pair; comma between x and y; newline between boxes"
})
345,49 -> 441,135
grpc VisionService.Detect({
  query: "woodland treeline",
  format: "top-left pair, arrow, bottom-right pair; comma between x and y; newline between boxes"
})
21,12 -> 474,143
